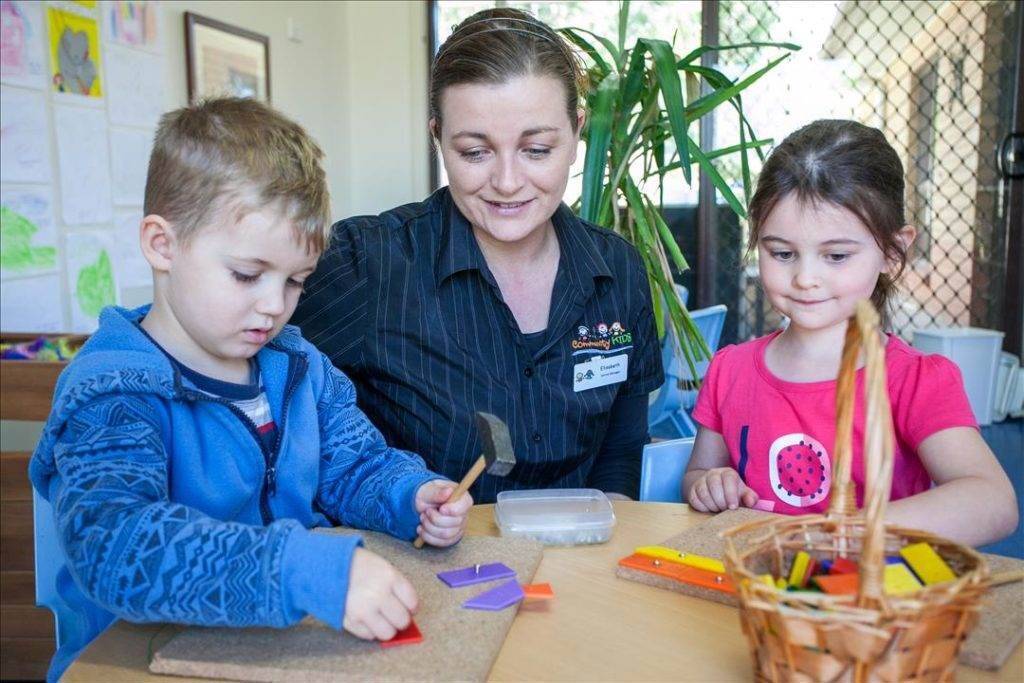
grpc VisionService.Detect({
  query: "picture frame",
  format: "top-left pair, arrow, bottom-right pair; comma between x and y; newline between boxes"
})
184,12 -> 270,104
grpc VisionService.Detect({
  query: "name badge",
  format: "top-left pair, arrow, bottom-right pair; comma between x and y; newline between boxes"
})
573,353 -> 628,392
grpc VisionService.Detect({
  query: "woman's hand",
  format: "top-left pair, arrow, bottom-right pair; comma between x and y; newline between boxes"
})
414,480 -> 472,547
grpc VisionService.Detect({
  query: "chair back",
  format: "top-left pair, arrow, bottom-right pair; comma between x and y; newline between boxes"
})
639,437 -> 696,503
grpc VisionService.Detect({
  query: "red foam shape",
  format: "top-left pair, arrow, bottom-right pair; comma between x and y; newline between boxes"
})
380,619 -> 423,648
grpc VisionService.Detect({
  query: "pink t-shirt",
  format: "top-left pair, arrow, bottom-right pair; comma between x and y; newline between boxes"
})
691,331 -> 978,514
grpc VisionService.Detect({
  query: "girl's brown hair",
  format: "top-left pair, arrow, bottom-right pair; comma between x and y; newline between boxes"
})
429,8 -> 585,134
748,119 -> 910,320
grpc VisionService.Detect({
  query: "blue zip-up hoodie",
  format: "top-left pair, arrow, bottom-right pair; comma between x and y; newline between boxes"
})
29,306 -> 441,681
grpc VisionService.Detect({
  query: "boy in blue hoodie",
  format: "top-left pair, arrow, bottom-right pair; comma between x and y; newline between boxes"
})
29,98 -> 472,681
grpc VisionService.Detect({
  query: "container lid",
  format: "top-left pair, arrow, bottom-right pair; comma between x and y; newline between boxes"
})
494,488 -> 615,532
913,327 -> 1005,339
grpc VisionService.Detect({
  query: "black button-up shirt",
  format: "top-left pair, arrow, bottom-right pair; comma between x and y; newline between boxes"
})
292,189 -> 664,502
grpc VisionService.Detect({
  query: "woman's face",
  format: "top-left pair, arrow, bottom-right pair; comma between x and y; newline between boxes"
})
434,74 -> 582,247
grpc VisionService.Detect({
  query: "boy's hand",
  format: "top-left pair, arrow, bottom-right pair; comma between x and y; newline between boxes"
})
414,480 -> 472,547
688,467 -> 759,512
344,548 -> 417,641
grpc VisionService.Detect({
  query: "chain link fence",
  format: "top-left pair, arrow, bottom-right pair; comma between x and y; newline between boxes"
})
713,0 -> 1020,343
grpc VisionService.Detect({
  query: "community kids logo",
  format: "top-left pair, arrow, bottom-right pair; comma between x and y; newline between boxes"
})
571,321 -> 633,354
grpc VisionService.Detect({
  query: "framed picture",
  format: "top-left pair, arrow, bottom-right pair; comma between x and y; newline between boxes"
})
184,12 -> 270,103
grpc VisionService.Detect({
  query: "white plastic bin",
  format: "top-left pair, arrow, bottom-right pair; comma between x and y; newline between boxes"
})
912,327 -> 1005,425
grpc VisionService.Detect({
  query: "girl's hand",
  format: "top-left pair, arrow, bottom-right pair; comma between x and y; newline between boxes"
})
414,480 -> 472,547
688,467 -> 759,512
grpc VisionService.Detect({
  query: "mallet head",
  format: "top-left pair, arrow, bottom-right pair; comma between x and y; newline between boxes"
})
475,411 -> 516,477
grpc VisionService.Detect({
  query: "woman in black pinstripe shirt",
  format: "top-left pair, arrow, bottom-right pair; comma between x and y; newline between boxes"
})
292,8 -> 664,503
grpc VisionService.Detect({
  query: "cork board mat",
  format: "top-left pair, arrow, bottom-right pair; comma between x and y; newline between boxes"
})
150,529 -> 543,682
616,509 -> 1024,671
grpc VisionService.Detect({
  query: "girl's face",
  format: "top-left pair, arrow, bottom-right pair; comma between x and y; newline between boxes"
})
433,74 -> 582,248
757,193 -> 911,334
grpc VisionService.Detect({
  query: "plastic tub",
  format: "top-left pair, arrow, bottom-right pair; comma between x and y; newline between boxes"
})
494,488 -> 615,545
911,327 -> 1004,425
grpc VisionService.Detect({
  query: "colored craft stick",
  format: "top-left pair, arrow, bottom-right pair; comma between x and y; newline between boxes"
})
775,577 -> 788,590
463,579 -> 525,611
618,553 -> 736,594
634,546 -> 726,574
900,543 -> 956,585
820,559 -> 833,574
522,583 -> 555,600
830,557 -> 858,575
800,557 -> 818,588
788,551 -> 811,587
756,574 -> 775,587
437,562 -> 515,588
380,619 -> 423,648
885,562 -> 924,595
814,573 -> 859,595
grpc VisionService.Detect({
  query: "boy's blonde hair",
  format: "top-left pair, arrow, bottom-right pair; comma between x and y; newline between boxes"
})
144,97 -> 331,252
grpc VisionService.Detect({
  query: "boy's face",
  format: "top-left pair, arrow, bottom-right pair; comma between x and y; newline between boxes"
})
163,204 -> 319,370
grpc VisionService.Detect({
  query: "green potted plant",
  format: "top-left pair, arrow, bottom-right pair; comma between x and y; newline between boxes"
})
561,0 -> 797,374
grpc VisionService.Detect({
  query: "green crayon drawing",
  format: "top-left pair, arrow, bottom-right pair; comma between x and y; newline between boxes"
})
1,205 -> 57,271
76,249 -> 115,318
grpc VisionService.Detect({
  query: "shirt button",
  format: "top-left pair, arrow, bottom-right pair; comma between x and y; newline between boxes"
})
524,366 -> 534,378
532,433 -> 542,443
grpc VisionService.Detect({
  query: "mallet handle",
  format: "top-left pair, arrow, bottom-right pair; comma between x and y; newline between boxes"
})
413,454 -> 486,549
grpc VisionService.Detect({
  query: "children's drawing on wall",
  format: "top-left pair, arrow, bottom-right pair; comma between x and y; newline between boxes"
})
0,87 -> 52,183
0,273 -> 65,332
109,127 -> 151,205
1,187 -> 58,275
104,0 -> 159,50
112,210 -> 148,289
66,231 -> 117,331
47,6 -> 102,97
1,1 -> 47,89
106,44 -> 164,128
54,104 -> 112,225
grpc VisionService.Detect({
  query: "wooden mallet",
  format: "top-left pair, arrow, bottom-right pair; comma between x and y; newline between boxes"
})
413,412 -> 516,548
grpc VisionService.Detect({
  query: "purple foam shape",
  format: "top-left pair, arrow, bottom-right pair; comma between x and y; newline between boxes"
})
462,579 -> 525,611
437,562 -> 516,588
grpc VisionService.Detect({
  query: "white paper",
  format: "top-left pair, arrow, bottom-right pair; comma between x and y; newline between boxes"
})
102,0 -> 161,51
112,210 -> 149,288
109,127 -> 152,205
55,105 -> 113,225
0,273 -> 65,332
0,87 -> 52,182
1,186 -> 59,277
105,44 -> 166,128
65,230 -> 119,332
0,1 -> 47,89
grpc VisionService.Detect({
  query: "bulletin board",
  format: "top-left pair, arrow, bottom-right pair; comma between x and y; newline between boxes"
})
1,0 -> 164,333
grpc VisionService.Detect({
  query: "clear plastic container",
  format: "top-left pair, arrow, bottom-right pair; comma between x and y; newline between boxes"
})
494,488 -> 616,545
912,327 -> 1004,425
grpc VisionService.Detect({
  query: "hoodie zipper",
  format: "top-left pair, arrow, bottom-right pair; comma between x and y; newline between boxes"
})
178,351 -> 308,525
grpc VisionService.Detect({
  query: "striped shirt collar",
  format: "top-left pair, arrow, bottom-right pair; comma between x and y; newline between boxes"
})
433,188 -> 615,290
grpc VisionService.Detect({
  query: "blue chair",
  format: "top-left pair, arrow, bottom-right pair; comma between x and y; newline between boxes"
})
639,437 -> 696,502
648,304 -> 728,439
34,488 -> 114,680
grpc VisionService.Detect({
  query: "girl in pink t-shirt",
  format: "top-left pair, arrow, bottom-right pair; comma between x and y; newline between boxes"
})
684,120 -> 1017,546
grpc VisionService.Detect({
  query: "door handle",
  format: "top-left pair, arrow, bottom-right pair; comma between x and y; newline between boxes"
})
997,132 -> 1024,179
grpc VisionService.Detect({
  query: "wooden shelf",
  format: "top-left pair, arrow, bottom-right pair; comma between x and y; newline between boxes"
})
0,333 -> 86,422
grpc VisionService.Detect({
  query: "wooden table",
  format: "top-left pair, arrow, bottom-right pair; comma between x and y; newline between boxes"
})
66,502 -> 1023,682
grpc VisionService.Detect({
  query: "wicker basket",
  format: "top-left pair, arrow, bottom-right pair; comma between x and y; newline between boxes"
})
721,302 -> 991,682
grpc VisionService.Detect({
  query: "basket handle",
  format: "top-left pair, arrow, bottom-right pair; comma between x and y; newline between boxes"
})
829,301 -> 895,607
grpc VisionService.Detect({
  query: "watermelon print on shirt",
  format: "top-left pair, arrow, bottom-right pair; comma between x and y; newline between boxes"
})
693,330 -> 977,515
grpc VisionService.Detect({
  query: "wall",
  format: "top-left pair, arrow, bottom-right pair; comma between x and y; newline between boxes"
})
1,0 -> 431,450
